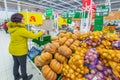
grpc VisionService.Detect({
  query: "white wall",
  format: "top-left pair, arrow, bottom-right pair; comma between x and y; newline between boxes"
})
0,11 -> 15,22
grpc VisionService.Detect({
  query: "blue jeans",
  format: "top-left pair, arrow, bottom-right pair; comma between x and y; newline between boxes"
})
12,54 -> 27,80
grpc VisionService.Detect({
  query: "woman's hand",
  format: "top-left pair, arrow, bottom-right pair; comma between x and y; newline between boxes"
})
42,30 -> 47,35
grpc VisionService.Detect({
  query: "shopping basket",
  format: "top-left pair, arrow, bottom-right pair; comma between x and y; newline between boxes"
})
27,46 -> 41,60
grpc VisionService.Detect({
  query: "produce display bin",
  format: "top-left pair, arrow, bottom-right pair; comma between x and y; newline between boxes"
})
27,44 -> 63,80
27,46 -> 45,80
27,58 -> 45,80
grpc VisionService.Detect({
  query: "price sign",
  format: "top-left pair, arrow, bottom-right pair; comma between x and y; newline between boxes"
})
61,11 -> 68,18
68,10 -> 75,18
46,8 -> 53,16
96,5 -> 109,16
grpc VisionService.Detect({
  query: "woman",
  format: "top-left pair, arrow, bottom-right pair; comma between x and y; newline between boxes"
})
7,13 -> 45,80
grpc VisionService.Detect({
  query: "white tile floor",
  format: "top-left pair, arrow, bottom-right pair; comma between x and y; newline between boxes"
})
0,30 -> 45,80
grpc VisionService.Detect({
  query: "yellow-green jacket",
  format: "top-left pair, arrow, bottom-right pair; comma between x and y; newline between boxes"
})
7,22 -> 43,56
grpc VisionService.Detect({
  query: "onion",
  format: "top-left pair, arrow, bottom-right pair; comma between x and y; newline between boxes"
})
88,42 -> 92,45
87,74 -> 94,80
89,40 -> 92,43
106,69 -> 112,74
88,52 -> 93,56
90,62 -> 95,65
98,73 -> 104,78
93,54 -> 97,58
97,77 -> 102,80
108,76 -> 112,79
103,71 -> 108,76
89,56 -> 95,61
91,69 -> 96,74
98,41 -> 101,45
92,42 -> 97,46
96,64 -> 103,71
85,60 -> 89,64
85,55 -> 89,59
98,61 -> 103,65
89,49 -> 94,53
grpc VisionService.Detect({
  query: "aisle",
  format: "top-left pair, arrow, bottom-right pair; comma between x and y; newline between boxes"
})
0,30 -> 44,80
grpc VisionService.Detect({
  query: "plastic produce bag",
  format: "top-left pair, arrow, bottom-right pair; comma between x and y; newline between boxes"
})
85,72 -> 105,80
85,66 -> 119,80
112,41 -> 120,49
84,48 -> 119,80
84,48 -> 98,69
109,61 -> 120,78
85,38 -> 102,47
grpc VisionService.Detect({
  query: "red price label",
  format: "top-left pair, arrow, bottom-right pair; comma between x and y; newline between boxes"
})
82,0 -> 91,7
30,16 -> 36,22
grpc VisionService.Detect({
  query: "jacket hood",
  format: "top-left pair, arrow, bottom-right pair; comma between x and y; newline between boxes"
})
7,22 -> 25,33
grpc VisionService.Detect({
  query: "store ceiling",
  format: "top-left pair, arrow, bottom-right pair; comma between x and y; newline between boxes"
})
0,0 -> 120,13
20,0 -> 120,12
20,0 -> 82,11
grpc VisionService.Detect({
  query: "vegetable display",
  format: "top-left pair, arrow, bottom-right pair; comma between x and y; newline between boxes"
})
33,30 -> 120,80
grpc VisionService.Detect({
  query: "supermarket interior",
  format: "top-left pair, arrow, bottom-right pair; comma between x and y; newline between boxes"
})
0,0 -> 120,80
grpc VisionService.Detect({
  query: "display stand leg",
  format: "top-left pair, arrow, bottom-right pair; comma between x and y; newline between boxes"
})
27,57 -> 45,80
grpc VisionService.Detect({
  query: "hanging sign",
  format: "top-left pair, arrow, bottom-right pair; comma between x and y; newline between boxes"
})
55,10 -> 59,20
82,0 -> 91,7
80,18 -> 89,33
91,3 -> 97,19
58,16 -> 67,27
46,8 -> 53,16
94,16 -> 103,31
96,5 -> 109,16
20,12 -> 43,25
68,10 -> 75,18
92,3 -> 97,12
67,18 -> 72,24
62,10 -> 75,18
82,12 -> 88,18
74,12 -> 88,18
61,11 -> 68,18
74,11 -> 81,18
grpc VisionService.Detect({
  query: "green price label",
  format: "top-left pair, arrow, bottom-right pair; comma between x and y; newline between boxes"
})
46,8 -> 53,16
